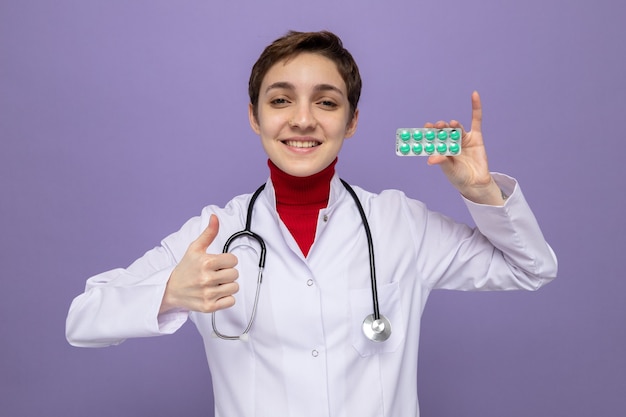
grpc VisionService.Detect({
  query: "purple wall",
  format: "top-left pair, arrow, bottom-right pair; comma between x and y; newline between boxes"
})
2,0 -> 624,415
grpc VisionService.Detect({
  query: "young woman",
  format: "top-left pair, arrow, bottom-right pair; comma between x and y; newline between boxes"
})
67,30 -> 557,417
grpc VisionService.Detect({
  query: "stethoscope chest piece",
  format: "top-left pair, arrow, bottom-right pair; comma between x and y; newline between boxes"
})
362,313 -> 392,342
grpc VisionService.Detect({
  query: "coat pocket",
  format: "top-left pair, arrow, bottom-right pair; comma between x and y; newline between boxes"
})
349,281 -> 405,357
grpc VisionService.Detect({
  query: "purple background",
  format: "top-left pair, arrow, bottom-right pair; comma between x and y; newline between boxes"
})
2,0 -> 625,416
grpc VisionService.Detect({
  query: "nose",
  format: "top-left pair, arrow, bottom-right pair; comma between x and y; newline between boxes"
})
289,103 -> 317,130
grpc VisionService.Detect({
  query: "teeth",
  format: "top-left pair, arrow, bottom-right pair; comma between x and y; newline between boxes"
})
284,140 -> 319,148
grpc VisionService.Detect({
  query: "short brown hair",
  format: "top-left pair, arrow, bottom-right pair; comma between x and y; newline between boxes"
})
248,30 -> 362,121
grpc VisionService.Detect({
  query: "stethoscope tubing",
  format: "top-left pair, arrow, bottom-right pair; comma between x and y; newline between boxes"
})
212,185 -> 267,340
339,179 -> 381,322
213,180 -> 390,342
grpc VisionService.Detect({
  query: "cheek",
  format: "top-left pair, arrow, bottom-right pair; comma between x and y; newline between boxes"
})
319,110 -> 353,133
257,113 -> 286,135
327,118 -> 352,137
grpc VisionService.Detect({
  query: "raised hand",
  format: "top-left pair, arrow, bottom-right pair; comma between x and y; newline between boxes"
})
160,214 -> 240,314
425,91 -> 505,205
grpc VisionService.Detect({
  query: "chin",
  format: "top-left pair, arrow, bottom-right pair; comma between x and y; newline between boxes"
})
283,164 -> 323,177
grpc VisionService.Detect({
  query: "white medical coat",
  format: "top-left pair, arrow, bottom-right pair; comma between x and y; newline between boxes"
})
66,173 -> 557,417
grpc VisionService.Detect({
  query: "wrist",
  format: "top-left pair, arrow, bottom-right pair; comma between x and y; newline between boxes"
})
159,271 -> 179,314
460,177 -> 507,206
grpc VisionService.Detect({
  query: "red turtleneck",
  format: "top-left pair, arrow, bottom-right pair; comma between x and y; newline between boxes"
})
268,159 -> 336,257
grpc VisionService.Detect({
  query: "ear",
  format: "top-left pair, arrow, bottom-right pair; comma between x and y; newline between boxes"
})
344,109 -> 359,139
248,103 -> 261,135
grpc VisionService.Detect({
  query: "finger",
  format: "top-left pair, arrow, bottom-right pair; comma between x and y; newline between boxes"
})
449,119 -> 464,131
448,119 -> 469,142
204,282 -> 239,311
470,91 -> 482,133
206,264 -> 239,285
207,280 -> 240,299
190,214 -> 219,253
427,155 -> 449,166
212,294 -> 236,311
434,120 -> 448,129
194,288 -> 238,313
199,253 -> 239,280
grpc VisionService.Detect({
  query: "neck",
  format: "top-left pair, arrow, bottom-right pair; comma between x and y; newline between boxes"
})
268,159 -> 336,256
269,159 -> 337,205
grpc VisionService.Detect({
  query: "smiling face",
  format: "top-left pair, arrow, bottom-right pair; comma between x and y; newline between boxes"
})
249,52 -> 359,177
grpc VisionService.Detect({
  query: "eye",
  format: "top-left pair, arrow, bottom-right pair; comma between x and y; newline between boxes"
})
270,97 -> 290,106
318,99 -> 338,109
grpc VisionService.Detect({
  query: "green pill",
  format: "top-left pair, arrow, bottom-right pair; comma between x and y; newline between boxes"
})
412,130 -> 423,140
424,143 -> 435,154
449,143 -> 460,154
437,130 -> 448,140
450,129 -> 461,140
412,143 -> 423,154
399,130 -> 411,141
399,143 -> 410,155
425,130 -> 436,141
437,143 -> 448,154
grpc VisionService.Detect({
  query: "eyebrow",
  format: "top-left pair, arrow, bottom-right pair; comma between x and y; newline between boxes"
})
264,82 -> 345,97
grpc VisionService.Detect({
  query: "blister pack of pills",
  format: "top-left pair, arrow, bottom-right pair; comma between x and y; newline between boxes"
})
395,128 -> 462,156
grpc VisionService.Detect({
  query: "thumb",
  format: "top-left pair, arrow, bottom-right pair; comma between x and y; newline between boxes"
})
190,214 -> 219,252
427,155 -> 449,166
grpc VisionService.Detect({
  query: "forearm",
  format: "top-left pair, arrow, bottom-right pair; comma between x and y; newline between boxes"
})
463,173 -> 558,286
66,248 -> 188,347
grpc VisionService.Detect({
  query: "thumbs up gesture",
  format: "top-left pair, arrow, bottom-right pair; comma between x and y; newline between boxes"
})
160,215 -> 239,314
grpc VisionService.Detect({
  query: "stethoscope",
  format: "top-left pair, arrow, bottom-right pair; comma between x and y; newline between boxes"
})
212,180 -> 392,343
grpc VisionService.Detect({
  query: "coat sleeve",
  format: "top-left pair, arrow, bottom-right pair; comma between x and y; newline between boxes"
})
65,213 -> 208,348
417,173 -> 558,291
